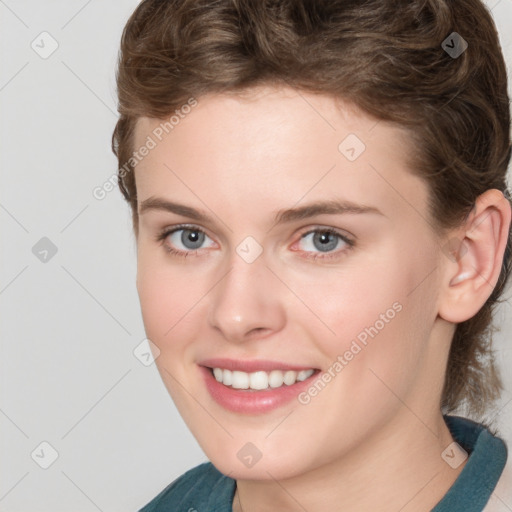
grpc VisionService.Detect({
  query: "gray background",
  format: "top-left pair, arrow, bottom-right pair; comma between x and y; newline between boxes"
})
1,1 -> 511,511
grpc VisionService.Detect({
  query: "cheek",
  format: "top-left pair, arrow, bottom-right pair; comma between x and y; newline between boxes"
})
300,258 -> 426,385
289,263 -> 401,347
136,258 -> 204,403
136,253 -> 201,344
137,267 -> 169,337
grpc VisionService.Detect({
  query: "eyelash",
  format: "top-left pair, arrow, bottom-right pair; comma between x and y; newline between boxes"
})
292,228 -> 355,261
155,224 -> 355,261
156,224 -> 210,259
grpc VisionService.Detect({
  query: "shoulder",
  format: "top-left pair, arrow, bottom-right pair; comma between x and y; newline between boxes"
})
138,461 -> 236,512
483,450 -> 512,512
432,415 -> 509,512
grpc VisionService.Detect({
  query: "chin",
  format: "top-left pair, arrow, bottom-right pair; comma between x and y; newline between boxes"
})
206,443 -> 315,481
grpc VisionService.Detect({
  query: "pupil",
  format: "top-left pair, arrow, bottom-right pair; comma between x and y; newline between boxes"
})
314,231 -> 337,252
182,229 -> 204,249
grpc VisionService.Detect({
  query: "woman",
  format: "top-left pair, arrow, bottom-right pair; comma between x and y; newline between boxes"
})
111,0 -> 512,510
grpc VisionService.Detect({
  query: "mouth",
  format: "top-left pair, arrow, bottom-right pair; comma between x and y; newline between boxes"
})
197,357 -> 323,413
204,366 -> 321,391
199,362 -> 322,414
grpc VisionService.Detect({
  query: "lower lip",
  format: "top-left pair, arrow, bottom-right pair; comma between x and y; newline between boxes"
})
199,365 -> 321,414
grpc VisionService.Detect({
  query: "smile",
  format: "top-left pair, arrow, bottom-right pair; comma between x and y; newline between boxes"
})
199,363 -> 322,414
211,367 -> 316,390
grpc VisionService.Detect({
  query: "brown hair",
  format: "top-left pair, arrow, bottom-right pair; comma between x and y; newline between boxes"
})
111,0 -> 512,417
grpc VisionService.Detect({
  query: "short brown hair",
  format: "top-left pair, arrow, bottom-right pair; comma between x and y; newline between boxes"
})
111,0 -> 512,416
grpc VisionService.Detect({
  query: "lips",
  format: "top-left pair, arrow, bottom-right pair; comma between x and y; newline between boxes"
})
198,357 -> 319,373
198,359 -> 322,414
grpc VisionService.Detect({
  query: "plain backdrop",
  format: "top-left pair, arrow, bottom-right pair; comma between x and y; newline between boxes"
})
1,1 -> 511,511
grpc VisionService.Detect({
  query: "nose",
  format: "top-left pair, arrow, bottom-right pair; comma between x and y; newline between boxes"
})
208,252 -> 286,343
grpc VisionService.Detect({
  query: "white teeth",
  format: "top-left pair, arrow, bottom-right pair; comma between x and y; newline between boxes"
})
297,369 -> 314,381
249,371 -> 268,390
223,369 -> 233,386
212,368 -> 315,390
283,370 -> 297,385
231,370 -> 249,389
213,368 -> 223,381
268,370 -> 284,388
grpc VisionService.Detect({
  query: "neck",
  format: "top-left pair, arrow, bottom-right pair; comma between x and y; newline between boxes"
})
232,410 -> 466,512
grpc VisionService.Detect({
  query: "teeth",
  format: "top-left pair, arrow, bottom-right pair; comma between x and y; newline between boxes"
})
249,371 -> 268,390
232,370 -> 249,389
212,368 -> 315,390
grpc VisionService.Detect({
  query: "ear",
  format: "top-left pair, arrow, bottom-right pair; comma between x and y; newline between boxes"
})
438,189 -> 511,324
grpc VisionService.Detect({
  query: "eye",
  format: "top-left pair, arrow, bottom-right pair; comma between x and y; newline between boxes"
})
156,225 -> 216,256
295,228 -> 354,259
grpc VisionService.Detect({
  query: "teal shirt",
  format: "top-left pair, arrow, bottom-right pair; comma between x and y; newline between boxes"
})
139,415 -> 507,512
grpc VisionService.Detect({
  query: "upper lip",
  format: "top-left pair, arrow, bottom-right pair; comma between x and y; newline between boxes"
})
199,358 -> 318,373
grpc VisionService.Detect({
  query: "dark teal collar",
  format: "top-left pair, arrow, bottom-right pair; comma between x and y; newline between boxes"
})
431,415 -> 507,511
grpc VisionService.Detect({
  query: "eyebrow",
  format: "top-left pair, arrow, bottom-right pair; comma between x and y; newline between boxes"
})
139,197 -> 385,224
273,199 -> 384,223
140,197 -> 210,221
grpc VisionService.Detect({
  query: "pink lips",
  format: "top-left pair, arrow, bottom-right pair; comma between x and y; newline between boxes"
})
198,357 -> 317,373
198,361 -> 321,414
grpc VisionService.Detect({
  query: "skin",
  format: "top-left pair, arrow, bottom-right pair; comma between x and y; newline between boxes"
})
132,85 -> 510,512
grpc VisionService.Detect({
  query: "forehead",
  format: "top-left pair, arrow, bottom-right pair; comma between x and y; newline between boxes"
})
134,86 -> 388,151
132,86 -> 428,224
134,84 -> 409,152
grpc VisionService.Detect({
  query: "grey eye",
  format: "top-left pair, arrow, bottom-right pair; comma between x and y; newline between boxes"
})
314,231 -> 338,252
299,230 -> 345,253
182,229 -> 204,249
169,228 -> 214,251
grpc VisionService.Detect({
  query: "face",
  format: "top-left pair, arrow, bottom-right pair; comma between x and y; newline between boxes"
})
133,86 -> 449,480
